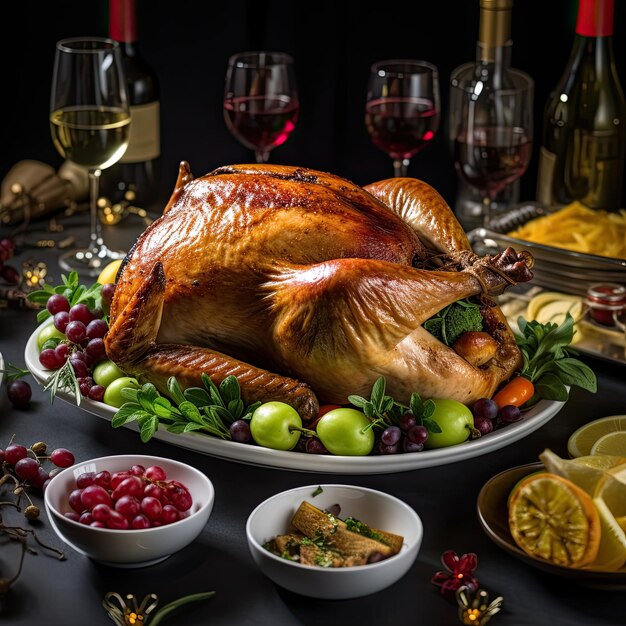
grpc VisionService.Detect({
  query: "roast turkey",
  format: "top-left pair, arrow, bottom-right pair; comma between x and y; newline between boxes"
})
105,163 -> 534,422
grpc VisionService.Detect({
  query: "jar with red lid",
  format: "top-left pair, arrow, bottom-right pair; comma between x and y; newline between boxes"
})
585,283 -> 626,327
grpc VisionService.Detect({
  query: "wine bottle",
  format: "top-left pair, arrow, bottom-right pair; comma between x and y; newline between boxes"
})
536,0 -> 626,212
102,0 -> 161,209
449,0 -> 519,230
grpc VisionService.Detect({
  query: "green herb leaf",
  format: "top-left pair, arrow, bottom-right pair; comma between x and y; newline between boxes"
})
423,417 -> 442,434
312,486 -> 323,497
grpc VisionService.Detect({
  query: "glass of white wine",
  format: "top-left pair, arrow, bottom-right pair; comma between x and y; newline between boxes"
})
50,37 -> 131,277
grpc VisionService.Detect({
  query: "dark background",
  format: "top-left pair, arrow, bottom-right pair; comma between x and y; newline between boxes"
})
3,0 -> 626,210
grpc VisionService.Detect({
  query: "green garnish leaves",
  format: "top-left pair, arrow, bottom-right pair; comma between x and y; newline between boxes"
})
348,377 -> 441,434
312,486 -> 324,497
111,375 -> 259,443
514,313 -> 597,404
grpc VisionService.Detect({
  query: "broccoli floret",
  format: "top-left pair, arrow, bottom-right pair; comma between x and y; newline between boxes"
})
423,299 -> 483,346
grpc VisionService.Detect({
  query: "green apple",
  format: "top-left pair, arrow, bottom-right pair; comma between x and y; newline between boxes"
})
316,408 -> 374,456
250,401 -> 302,450
103,376 -> 141,408
92,359 -> 125,388
423,398 -> 474,449
37,324 -> 65,351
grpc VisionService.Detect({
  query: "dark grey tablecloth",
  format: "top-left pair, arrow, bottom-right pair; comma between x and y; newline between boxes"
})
0,215 -> 623,626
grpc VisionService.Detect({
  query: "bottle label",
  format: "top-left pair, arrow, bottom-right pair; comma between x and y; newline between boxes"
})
536,146 -> 558,207
122,102 -> 160,163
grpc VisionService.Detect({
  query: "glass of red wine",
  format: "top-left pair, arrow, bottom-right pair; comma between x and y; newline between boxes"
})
224,51 -> 299,164
365,59 -> 440,178
450,69 -> 533,226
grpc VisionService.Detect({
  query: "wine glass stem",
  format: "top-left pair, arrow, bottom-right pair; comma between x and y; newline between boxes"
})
88,168 -> 103,254
393,159 -> 410,178
255,150 -> 269,164
482,195 -> 494,227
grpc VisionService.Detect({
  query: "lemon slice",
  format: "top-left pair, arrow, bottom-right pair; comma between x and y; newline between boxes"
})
508,472 -> 600,568
539,448 -> 626,495
594,465 -> 626,518
567,415 -> 626,458
526,291 -> 582,322
97,258 -> 123,285
583,497 -> 626,572
590,431 -> 626,457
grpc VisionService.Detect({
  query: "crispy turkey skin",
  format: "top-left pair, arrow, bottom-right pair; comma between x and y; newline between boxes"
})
105,163 -> 533,421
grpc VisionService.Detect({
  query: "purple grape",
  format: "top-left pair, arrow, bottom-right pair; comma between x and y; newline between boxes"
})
69,303 -> 94,325
88,385 -> 105,402
5,444 -> 28,465
304,437 -> 327,454
381,426 -> 401,446
472,397 -> 499,421
403,439 -> 424,453
473,415 -> 494,436
399,413 -> 416,432
101,283 -> 116,306
39,348 -> 62,370
499,405 -> 522,424
65,320 -> 87,344
86,319 -> 108,340
70,356 -> 89,378
53,310 -> 70,333
407,424 -> 429,445
377,440 -> 400,455
46,294 -> 70,315
230,419 -> 252,443
85,338 -> 107,362
15,457 -> 40,480
7,380 -> 32,407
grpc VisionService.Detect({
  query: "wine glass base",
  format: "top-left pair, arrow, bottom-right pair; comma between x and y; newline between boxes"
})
59,246 -> 126,278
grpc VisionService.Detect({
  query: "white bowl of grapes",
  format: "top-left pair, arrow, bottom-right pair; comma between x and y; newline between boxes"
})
246,484 -> 423,599
44,454 -> 214,567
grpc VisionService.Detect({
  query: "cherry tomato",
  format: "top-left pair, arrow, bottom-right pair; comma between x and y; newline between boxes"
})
307,404 -> 344,429
492,376 -> 535,409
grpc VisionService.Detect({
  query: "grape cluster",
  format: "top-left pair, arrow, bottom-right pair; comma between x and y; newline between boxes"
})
471,397 -> 522,435
376,414 -> 430,455
0,238 -> 20,285
0,440 -> 75,520
40,286 -> 115,401
64,464 -> 193,530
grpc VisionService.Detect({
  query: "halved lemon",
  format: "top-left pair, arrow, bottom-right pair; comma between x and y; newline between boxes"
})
508,472 -> 600,568
567,415 -> 626,458
526,291 -> 582,322
583,497 -> 626,572
539,448 -> 626,495
97,258 -> 123,285
590,431 -> 626,457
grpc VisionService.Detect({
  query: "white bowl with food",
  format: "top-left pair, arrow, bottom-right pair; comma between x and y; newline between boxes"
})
44,454 -> 214,568
245,484 -> 422,599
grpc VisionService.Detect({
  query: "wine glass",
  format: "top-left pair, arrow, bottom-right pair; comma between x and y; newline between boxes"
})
450,68 -> 533,227
365,60 -> 440,178
49,37 -> 130,277
223,51 -> 299,164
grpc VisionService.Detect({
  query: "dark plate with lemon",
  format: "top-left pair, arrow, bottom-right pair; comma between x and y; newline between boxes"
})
477,462 -> 626,589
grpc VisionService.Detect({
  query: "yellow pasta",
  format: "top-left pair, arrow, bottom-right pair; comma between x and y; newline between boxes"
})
507,202 -> 626,259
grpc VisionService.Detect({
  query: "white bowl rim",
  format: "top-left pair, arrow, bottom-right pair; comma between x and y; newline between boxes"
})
245,483 -> 423,573
44,453 -> 214,535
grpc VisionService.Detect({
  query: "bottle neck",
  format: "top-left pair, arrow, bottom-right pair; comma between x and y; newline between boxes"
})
109,0 -> 137,44
478,0 -> 513,63
576,0 -> 614,37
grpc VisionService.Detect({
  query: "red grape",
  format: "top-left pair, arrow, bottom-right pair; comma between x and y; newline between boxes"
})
50,448 -> 75,468
46,294 -> 70,315
69,303 -> 94,325
86,319 -> 108,340
88,385 -> 105,402
5,444 -> 28,465
165,481 -> 193,512
115,495 -> 141,518
141,496 -> 162,520
69,489 -> 84,513
65,320 -> 87,344
144,465 -> 166,481
81,485 -> 112,509
15,457 -> 40,480
53,311 -> 70,333
76,472 -> 96,489
131,514 -> 151,529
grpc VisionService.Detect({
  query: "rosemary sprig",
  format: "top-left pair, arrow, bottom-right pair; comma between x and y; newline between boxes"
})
43,358 -> 80,406
0,363 -> 30,384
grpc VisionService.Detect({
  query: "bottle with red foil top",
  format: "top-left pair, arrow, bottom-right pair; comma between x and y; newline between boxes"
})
102,0 -> 161,208
536,0 -> 626,212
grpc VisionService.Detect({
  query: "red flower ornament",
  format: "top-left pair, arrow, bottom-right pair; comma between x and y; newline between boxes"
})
431,550 -> 479,601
